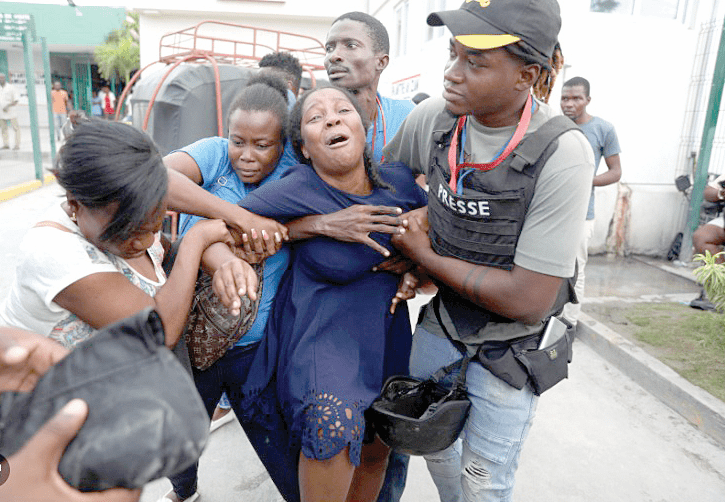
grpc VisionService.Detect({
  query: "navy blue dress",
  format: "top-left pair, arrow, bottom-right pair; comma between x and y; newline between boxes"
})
239,162 -> 426,473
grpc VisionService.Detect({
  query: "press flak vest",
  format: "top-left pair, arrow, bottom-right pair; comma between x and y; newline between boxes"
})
427,110 -> 580,338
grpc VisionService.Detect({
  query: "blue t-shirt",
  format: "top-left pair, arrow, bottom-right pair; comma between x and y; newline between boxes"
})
174,136 -> 294,346
579,116 -> 621,220
368,94 -> 415,164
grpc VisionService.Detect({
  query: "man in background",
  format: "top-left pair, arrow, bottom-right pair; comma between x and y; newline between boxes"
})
560,76 -> 622,328
0,73 -> 20,150
259,51 -> 304,107
51,81 -> 72,141
99,85 -> 116,119
324,11 -> 414,164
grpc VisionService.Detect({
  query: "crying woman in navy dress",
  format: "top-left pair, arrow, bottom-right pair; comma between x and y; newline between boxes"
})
206,85 -> 426,501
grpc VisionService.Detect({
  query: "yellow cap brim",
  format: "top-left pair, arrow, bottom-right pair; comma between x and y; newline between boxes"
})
455,34 -> 521,50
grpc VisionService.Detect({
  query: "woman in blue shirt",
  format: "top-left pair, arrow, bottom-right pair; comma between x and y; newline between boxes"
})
159,74 -> 294,502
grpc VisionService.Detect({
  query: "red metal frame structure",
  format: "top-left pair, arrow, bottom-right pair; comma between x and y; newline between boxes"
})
114,20 -> 327,136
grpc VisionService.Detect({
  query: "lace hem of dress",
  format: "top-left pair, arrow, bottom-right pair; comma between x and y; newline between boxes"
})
238,385 -> 369,466
300,390 -> 367,466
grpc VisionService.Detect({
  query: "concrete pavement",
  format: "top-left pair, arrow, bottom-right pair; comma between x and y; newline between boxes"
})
0,175 -> 724,501
0,124 -> 56,204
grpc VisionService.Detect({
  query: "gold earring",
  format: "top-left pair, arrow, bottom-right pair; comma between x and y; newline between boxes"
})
71,212 -> 77,222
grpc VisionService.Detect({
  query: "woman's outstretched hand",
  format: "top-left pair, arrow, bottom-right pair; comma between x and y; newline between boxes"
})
288,205 -> 407,256
211,258 -> 260,315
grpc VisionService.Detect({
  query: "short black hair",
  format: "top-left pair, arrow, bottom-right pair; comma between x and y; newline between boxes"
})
287,84 -> 390,190
332,12 -> 390,55
53,119 -> 167,243
228,73 -> 289,142
562,76 -> 591,97
259,52 -> 303,93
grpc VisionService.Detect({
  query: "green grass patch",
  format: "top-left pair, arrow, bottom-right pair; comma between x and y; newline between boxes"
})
622,303 -> 725,402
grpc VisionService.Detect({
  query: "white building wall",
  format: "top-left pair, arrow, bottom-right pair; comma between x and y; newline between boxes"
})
371,0 -> 724,257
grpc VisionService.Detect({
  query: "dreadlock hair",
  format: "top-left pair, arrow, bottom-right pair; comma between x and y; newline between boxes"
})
287,83 -> 392,191
505,41 -> 564,103
332,12 -> 390,55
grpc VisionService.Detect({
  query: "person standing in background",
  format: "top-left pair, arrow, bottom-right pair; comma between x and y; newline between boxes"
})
324,12 -> 414,164
560,76 -> 622,328
91,90 -> 104,118
0,73 -> 20,150
258,51 -> 304,107
51,81 -> 72,141
99,85 -> 116,119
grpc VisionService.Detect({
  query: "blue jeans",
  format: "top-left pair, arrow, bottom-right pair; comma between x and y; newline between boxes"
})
169,342 -> 260,499
409,327 -> 538,502
53,113 -> 66,140
377,451 -> 408,502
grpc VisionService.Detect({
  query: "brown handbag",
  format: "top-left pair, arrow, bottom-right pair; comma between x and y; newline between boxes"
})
183,263 -> 264,370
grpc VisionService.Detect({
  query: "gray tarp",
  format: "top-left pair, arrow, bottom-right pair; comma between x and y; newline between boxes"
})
130,63 -> 253,155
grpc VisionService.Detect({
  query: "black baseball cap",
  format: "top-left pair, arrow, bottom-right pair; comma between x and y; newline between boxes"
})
427,0 -> 561,59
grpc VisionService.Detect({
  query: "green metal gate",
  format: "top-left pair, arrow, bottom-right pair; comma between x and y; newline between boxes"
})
0,50 -> 7,77
71,57 -> 92,116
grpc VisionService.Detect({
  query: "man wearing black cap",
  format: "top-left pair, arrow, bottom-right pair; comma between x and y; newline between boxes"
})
384,0 -> 594,500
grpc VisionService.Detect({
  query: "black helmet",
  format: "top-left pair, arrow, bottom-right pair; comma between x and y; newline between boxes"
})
370,357 -> 471,456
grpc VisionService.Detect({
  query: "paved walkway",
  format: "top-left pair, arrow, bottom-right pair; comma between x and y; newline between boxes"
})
0,124 -> 56,200
1,167 -> 724,501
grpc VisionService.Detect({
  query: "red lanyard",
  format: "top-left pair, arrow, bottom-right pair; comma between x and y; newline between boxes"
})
448,94 -> 533,192
371,95 -> 386,162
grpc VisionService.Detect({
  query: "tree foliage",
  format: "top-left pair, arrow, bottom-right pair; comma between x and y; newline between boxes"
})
94,12 -> 139,85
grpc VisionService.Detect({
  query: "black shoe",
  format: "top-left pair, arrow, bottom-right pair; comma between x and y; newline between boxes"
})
690,289 -> 717,311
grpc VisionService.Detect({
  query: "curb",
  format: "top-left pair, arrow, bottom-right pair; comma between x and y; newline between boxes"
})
0,174 -> 56,203
577,311 -> 725,449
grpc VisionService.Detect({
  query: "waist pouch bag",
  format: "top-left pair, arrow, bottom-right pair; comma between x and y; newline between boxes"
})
476,323 -> 573,395
0,308 -> 209,491
162,238 -> 264,371
433,297 -> 572,396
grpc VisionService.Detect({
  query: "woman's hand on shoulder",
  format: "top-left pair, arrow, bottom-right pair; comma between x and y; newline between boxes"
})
211,258 -> 259,315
